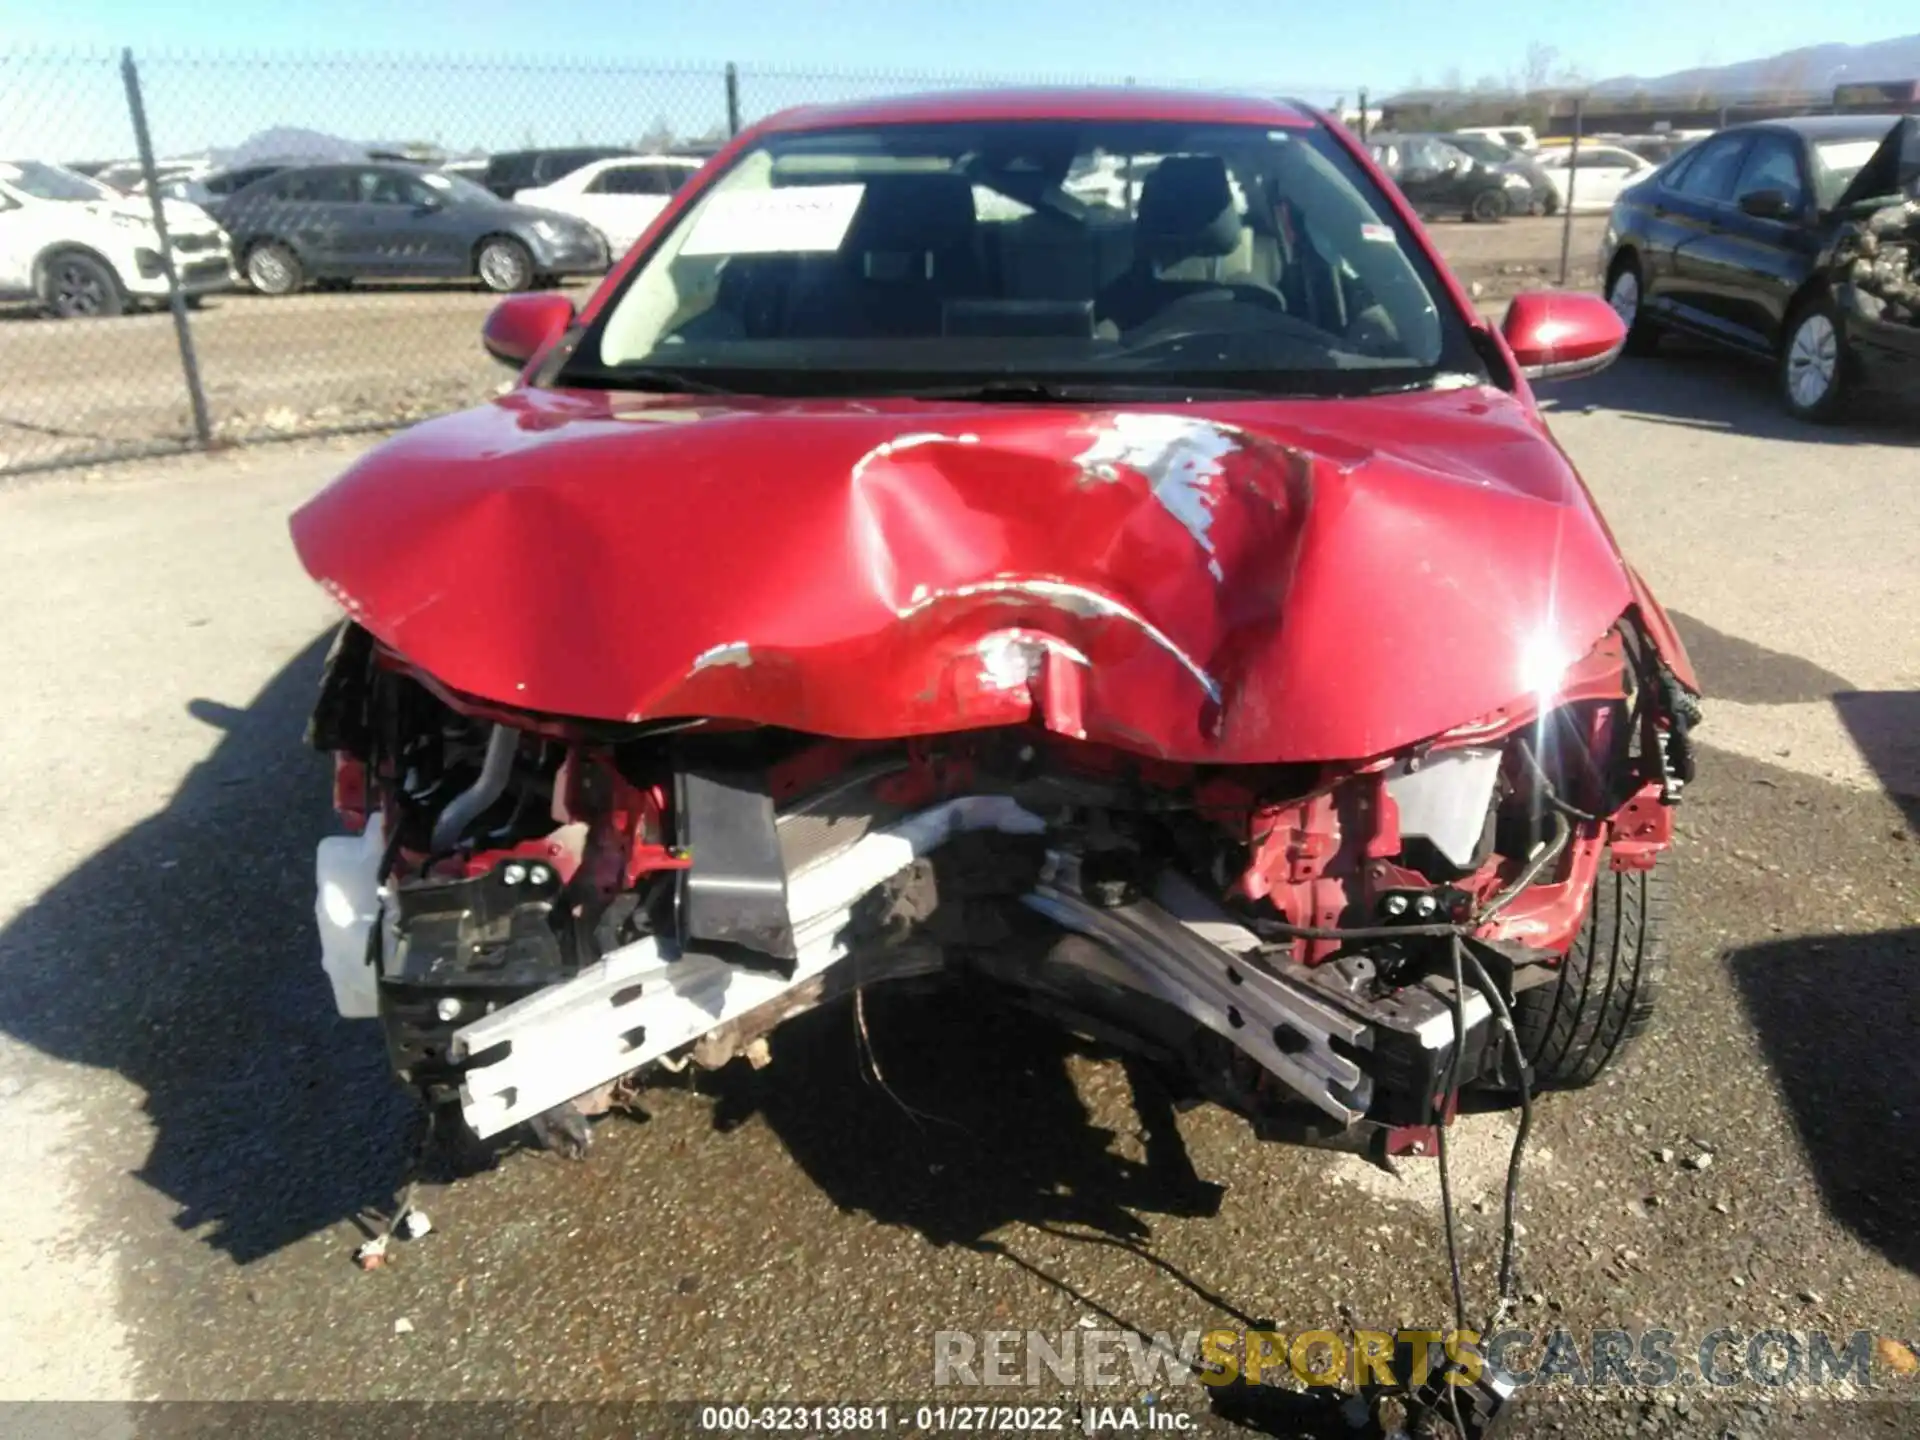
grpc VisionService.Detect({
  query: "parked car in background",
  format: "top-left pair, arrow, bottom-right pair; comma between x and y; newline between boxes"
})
1602,115 -> 1920,420
212,162 -> 608,294
91,157 -> 201,194
512,155 -> 701,254
1455,124 -> 1540,153
0,158 -> 231,317
1536,144 -> 1655,213
480,147 -> 632,200
1436,131 -> 1558,214
1369,133 -> 1526,220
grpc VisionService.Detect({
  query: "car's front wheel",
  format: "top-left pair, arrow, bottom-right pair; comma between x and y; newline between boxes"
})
476,236 -> 534,293
1779,293 -> 1852,423
1606,257 -> 1662,356
245,241 -> 303,296
40,250 -> 125,319
1508,858 -> 1669,1089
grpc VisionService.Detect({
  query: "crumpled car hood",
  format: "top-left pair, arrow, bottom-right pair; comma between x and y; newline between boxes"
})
290,383 -> 1634,763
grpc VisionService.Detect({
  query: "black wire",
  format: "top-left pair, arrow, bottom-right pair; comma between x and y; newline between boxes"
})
1460,942 -> 1533,1307
1433,932 -> 1472,1439
1435,934 -> 1470,1333
1515,734 -> 1600,824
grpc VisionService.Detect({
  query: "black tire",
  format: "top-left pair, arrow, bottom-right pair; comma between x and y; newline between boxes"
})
1469,188 -> 1508,223
245,240 -> 303,296
476,235 -> 534,293
1541,191 -> 1561,217
1511,858 -> 1668,1089
40,250 -> 124,319
1778,291 -> 1852,423
1606,254 -> 1662,356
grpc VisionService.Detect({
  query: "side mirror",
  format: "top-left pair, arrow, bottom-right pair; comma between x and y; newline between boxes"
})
1500,290 -> 1626,382
482,293 -> 576,369
1737,188 -> 1794,219
413,197 -> 443,215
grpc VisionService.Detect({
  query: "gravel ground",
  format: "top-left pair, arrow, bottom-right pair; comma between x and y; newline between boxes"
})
0,347 -> 1915,1439
0,218 -> 1607,475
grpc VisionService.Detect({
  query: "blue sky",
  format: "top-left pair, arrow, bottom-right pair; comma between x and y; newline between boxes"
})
0,0 -> 1910,159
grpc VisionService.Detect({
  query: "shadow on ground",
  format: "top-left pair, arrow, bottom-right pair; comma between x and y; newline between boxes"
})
1834,689 -> 1920,831
704,979 -> 1230,1248
700,984 -> 1406,1435
0,631 -> 417,1264
1728,923 -> 1920,1274
1539,347 -> 1919,444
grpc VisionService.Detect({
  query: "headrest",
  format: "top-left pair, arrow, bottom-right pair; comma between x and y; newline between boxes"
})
846,172 -> 978,256
1135,155 -> 1240,260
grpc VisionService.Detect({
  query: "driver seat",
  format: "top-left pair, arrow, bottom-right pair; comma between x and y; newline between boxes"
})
1097,155 -> 1250,331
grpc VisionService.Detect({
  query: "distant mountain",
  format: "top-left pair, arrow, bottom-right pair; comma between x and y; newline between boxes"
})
1590,32 -> 1920,99
213,128 -> 368,167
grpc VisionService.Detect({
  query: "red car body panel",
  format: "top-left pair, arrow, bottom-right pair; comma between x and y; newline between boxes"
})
290,383 -> 1637,764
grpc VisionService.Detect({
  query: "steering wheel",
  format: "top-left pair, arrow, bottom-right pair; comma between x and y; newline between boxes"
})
1116,287 -> 1336,365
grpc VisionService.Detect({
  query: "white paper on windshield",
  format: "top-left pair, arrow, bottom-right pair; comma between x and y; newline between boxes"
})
679,183 -> 865,256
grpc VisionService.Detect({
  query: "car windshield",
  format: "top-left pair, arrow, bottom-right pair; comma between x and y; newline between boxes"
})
1811,135 -> 1895,208
1447,135 -> 1511,165
572,117 -> 1477,399
0,159 -> 110,202
421,170 -> 501,205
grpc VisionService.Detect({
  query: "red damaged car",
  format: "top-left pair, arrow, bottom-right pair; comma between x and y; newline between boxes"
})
294,90 -> 1701,1164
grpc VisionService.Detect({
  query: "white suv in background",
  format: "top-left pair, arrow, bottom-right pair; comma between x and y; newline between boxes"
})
513,155 -> 701,256
0,160 -> 233,318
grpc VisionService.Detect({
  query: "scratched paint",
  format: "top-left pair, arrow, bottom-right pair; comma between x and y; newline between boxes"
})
1074,414 -> 1241,581
849,431 -> 981,483
899,577 -> 1220,704
689,640 -> 754,673
975,630 -> 1094,691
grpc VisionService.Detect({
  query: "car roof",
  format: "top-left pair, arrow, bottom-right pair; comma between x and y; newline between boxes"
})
1727,114 -> 1904,142
591,153 -> 701,167
753,87 -> 1319,134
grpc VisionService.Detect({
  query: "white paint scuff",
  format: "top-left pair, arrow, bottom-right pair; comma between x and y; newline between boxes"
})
1074,414 -> 1241,581
688,640 -> 754,673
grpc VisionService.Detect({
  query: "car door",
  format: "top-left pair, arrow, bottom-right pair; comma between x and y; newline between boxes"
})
360,168 -> 466,276
257,168 -> 358,274
1643,132 -> 1752,335
1382,138 -> 1453,211
0,184 -> 36,297
1714,131 -> 1821,350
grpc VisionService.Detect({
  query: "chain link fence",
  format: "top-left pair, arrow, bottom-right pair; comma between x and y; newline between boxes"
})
0,49 -> 1355,475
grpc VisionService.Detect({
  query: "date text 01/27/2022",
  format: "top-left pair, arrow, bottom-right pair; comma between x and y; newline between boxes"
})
697,1404 -> 1195,1432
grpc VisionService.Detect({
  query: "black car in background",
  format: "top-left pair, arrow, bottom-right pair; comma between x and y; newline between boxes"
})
1436,131 -> 1559,214
480,147 -> 632,199
1600,115 -> 1920,420
1367,132 -> 1530,221
210,162 -> 608,295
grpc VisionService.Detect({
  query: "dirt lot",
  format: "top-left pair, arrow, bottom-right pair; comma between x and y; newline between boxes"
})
0,217 -> 1609,475
0,352 -> 1915,1436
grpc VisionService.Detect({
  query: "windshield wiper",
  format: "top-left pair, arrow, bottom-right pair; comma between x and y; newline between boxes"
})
892,378 -> 1270,403
900,379 -> 1093,402
566,365 -> 740,395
